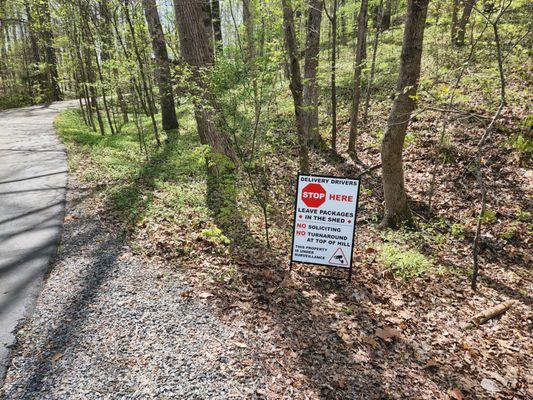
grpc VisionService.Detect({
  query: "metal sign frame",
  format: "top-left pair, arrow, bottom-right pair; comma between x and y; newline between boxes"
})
290,173 -> 361,282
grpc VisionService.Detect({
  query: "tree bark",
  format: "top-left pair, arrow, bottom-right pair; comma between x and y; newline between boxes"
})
201,0 -> 215,58
380,0 -> 429,228
382,0 -> 391,30
455,0 -> 476,46
451,0 -> 459,44
302,0 -> 323,146
38,0 -> 61,101
329,0 -> 338,151
211,0 -> 223,51
142,0 -> 179,132
281,0 -> 310,173
363,0 -> 383,123
173,0 -> 236,160
348,0 -> 368,157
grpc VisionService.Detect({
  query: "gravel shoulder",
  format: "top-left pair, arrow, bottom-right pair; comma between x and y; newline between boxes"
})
0,176 -> 266,399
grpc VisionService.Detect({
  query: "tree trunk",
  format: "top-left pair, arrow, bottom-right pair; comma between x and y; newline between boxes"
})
281,0 -> 310,173
455,0 -> 476,46
348,0 -> 368,157
173,0 -> 236,160
380,0 -> 429,229
363,0 -> 383,123
123,0 -> 161,146
451,0 -> 459,44
201,0 -> 215,58
330,0 -> 338,151
142,0 -> 179,132
302,0 -> 322,146
37,0 -> 61,101
382,0 -> 391,30
211,0 -> 223,52
24,0 -> 42,103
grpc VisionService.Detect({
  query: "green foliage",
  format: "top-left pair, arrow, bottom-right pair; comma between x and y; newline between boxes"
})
450,223 -> 466,239
481,209 -> 497,223
516,209 -> 531,223
379,244 -> 432,281
56,108 -> 211,232
506,133 -> 533,156
498,222 -> 519,240
201,227 -> 231,245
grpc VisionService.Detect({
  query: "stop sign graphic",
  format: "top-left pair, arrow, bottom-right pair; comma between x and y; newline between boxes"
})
301,183 -> 327,208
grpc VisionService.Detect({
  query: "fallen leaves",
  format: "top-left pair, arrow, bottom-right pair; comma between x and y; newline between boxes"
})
480,378 -> 500,394
447,388 -> 463,400
375,326 -> 402,342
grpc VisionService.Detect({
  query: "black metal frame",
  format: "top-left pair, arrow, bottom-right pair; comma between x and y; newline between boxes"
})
289,173 -> 362,282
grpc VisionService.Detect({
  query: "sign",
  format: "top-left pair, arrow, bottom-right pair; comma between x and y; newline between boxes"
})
290,174 -> 360,279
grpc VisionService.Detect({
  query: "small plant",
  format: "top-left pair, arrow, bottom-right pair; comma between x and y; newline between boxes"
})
201,227 -> 231,245
498,222 -> 519,240
379,244 -> 432,281
450,223 -> 466,239
481,209 -> 497,223
516,209 -> 531,222
361,186 -> 373,196
507,133 -> 533,157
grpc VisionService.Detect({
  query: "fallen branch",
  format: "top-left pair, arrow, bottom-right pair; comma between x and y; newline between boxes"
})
463,299 -> 517,329
355,163 -> 382,178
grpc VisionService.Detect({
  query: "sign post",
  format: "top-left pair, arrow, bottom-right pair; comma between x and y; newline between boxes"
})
290,174 -> 361,282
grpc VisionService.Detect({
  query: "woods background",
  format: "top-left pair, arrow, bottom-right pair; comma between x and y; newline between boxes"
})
0,0 -> 531,397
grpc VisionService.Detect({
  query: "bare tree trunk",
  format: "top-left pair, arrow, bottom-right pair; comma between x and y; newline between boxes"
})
472,5 -> 507,290
24,0 -> 42,103
348,0 -> 368,158
173,0 -> 236,160
329,0 -> 338,151
38,0 -> 62,101
281,0 -> 310,173
363,0 -> 383,123
123,0 -> 161,146
380,0 -> 429,229
201,0 -> 215,58
142,0 -> 179,133
302,0 -> 323,146
211,0 -> 223,52
451,0 -> 460,44
455,0 -> 476,46
382,0 -> 391,30
339,0 -> 346,45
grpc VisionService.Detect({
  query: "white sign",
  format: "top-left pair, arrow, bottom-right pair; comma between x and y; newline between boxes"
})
291,174 -> 360,269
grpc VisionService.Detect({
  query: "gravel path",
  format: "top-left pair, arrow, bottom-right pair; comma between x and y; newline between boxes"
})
0,179 -> 265,399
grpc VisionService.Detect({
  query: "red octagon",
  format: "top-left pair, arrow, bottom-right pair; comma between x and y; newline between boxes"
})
301,183 -> 327,208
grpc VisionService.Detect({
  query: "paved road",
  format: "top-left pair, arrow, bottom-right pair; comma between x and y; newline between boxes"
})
0,100 -> 77,384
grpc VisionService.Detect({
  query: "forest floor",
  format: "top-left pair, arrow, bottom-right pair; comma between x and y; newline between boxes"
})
12,94 -> 529,399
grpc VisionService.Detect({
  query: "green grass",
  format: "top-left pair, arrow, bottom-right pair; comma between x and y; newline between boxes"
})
55,108 -> 212,233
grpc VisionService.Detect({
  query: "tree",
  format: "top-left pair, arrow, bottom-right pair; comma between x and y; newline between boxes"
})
324,0 -> 338,151
302,0 -> 323,146
37,0 -> 61,101
380,0 -> 429,228
211,0 -> 223,52
142,0 -> 179,132
454,0 -> 476,46
173,0 -> 236,160
348,0 -> 368,158
281,0 -> 310,173
363,0 -> 383,123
